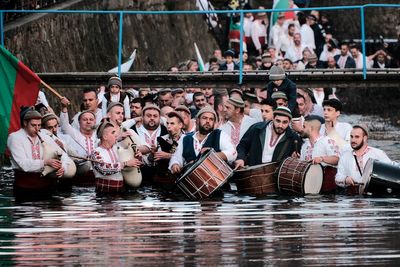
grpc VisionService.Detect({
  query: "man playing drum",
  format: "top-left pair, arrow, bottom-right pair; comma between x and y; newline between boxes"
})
335,125 -> 391,188
169,106 -> 236,175
234,107 -> 302,169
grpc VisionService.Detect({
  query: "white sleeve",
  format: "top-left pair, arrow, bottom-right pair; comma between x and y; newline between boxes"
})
219,131 -> 237,164
101,96 -> 108,118
59,111 -> 82,142
251,25 -> 261,50
121,118 -> 137,129
299,143 -> 307,161
38,91 -> 50,107
123,96 -> 131,119
169,137 -> 184,169
335,153 -> 348,187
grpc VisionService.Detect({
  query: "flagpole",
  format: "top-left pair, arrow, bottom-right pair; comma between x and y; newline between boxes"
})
40,80 -> 64,99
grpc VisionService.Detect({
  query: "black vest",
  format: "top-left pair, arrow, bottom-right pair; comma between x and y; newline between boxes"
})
182,129 -> 221,163
104,91 -> 127,106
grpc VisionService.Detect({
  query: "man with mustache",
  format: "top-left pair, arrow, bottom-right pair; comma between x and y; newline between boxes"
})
234,106 -> 302,168
335,125 -> 391,187
170,106 -> 236,175
7,108 -> 65,195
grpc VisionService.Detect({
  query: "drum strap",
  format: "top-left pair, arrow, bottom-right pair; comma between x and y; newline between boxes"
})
353,155 -> 363,176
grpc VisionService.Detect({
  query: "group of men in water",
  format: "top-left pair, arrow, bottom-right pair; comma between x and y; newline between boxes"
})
7,65 -> 393,195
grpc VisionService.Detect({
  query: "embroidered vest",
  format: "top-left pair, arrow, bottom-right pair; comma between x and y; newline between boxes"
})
182,129 -> 221,163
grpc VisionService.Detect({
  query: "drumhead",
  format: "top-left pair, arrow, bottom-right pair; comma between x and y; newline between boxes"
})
304,164 -> 323,194
359,158 -> 373,195
177,148 -> 214,183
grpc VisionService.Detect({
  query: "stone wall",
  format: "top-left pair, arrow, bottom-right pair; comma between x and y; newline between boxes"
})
4,0 -> 219,72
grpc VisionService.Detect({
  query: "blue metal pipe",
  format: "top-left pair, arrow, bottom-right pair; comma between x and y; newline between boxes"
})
239,11 -> 244,85
360,7 -> 367,80
118,12 -> 123,77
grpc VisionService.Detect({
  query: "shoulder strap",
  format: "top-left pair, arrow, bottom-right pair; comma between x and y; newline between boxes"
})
353,155 -> 363,176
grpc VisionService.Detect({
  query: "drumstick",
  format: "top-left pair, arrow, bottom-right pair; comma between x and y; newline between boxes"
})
69,155 -> 102,164
294,140 -> 298,153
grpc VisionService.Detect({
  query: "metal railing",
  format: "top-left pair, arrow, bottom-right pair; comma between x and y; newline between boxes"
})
0,4 -> 399,83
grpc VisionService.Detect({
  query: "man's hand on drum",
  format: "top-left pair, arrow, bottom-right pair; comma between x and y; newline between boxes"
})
153,151 -> 171,161
312,156 -> 324,164
234,159 -> 245,170
291,151 -> 300,158
171,164 -> 182,174
345,176 -> 355,186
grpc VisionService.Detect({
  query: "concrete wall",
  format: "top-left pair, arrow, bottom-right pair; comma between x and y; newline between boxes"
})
4,0 -> 219,72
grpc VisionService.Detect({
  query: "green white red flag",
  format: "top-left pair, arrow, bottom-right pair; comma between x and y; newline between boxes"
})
0,45 -> 41,153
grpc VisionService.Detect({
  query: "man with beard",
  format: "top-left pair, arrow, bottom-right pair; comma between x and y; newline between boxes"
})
335,125 -> 391,187
169,106 -> 236,175
8,108 -> 65,195
71,88 -> 103,129
219,96 -> 258,147
285,33 -> 307,63
131,104 -> 167,180
334,43 -> 356,69
299,115 -> 339,166
235,107 -> 302,168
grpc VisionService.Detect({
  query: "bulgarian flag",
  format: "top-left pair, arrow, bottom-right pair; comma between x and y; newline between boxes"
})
0,46 -> 41,153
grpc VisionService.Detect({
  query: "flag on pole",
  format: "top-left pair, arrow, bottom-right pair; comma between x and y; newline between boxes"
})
108,49 -> 136,73
0,46 -> 41,153
269,0 -> 290,43
194,42 -> 205,72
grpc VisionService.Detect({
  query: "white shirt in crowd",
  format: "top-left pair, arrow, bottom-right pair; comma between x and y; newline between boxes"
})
320,121 -> 352,143
135,125 -> 160,166
169,130 -> 236,169
101,94 -> 131,119
243,16 -> 253,38
91,145 -> 124,181
285,44 -> 307,63
59,111 -> 98,158
300,135 -> 339,167
300,24 -> 315,50
335,146 -> 391,186
7,128 -> 66,172
251,20 -> 267,51
262,123 -> 285,163
219,115 -> 258,146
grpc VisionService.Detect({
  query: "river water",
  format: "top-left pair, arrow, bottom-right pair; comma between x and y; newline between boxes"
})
1,115 -> 400,266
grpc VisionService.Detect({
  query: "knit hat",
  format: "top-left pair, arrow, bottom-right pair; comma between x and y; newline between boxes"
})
243,92 -> 258,103
21,107 -> 42,122
167,111 -> 184,124
354,124 -> 369,137
106,102 -> 124,113
108,76 -> 122,89
322,98 -> 342,111
229,88 -> 243,97
273,106 -> 292,119
171,88 -> 184,95
196,106 -> 217,120
269,65 -> 286,81
142,104 -> 161,115
158,88 -> 172,95
175,105 -> 191,115
96,121 -> 115,139
226,96 -> 245,108
41,113 -> 59,126
271,91 -> 288,100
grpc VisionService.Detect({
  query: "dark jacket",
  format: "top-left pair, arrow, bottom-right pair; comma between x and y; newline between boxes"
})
236,121 -> 302,166
219,62 -> 240,71
333,55 -> 356,69
266,77 -> 297,112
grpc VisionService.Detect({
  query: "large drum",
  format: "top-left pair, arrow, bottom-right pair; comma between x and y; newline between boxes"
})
359,159 -> 400,195
277,157 -> 323,195
176,149 -> 233,200
321,166 -> 338,193
233,162 -> 280,196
